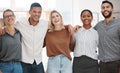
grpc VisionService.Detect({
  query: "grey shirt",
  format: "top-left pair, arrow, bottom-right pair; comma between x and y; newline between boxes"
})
94,18 -> 120,62
0,28 -> 21,61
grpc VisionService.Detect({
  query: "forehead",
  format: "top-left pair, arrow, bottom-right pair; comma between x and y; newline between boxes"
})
52,12 -> 59,16
31,7 -> 42,11
52,12 -> 58,15
82,11 -> 91,15
4,11 -> 13,16
102,3 -> 111,7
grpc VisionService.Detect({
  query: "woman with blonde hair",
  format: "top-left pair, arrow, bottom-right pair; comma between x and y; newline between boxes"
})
44,10 -> 74,73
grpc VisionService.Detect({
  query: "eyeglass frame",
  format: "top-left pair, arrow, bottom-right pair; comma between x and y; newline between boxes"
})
3,14 -> 15,19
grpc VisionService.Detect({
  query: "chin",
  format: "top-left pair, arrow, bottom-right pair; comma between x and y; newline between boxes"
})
34,19 -> 39,22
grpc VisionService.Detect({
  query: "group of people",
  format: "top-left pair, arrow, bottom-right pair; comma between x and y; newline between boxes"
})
0,0 -> 120,73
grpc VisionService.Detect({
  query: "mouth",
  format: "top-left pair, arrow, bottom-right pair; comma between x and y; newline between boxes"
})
84,20 -> 90,22
104,11 -> 109,14
34,16 -> 39,19
54,20 -> 60,23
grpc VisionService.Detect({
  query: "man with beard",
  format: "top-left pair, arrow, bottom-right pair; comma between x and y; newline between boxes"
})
94,1 -> 120,73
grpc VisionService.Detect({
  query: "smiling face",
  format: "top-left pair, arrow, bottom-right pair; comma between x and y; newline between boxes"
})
29,7 -> 42,22
51,11 -> 63,26
3,10 -> 15,26
81,10 -> 93,25
101,3 -> 113,18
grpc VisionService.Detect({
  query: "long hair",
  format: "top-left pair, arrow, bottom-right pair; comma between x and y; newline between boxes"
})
48,10 -> 64,32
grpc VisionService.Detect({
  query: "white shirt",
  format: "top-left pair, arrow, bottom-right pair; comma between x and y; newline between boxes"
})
15,17 -> 48,64
73,27 -> 98,60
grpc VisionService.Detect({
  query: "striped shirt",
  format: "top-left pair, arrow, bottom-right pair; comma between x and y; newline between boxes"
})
73,27 -> 98,60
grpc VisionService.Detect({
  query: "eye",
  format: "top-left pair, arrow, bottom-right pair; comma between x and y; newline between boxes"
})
82,15 -> 86,18
56,15 -> 59,17
52,16 -> 55,19
101,6 -> 105,9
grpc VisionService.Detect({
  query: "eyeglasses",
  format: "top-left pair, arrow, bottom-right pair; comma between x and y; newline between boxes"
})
4,15 -> 14,19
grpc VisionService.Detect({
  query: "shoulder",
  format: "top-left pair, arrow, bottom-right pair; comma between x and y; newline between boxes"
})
114,18 -> 120,25
94,20 -> 104,29
38,19 -> 49,28
15,17 -> 28,27
92,28 -> 99,36
93,29 -> 98,35
96,20 -> 104,26
39,19 -> 48,24
15,28 -> 21,33
16,17 -> 28,23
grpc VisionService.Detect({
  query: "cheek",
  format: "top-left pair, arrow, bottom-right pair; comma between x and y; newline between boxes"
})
51,19 -> 54,22
81,18 -> 83,21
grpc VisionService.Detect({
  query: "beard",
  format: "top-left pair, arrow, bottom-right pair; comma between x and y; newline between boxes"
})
102,11 -> 112,18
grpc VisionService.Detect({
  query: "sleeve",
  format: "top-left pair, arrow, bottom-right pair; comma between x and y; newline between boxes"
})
69,34 -> 75,52
20,32 -> 22,42
118,27 -> 120,39
64,24 -> 74,35
15,21 -> 20,30
96,32 -> 99,46
43,38 -> 46,48
15,18 -> 24,31
95,31 -> 99,54
0,36 -> 2,52
43,30 -> 49,48
64,25 -> 69,30
94,25 -> 97,30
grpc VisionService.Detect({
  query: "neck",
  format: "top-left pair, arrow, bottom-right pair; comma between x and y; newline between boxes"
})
29,18 -> 38,26
54,25 -> 65,31
6,24 -> 15,36
83,24 -> 91,29
105,16 -> 113,26
6,24 -> 14,29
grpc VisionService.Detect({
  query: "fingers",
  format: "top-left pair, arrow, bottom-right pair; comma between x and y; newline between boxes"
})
74,25 -> 81,32
0,26 -> 5,36
68,25 -> 74,35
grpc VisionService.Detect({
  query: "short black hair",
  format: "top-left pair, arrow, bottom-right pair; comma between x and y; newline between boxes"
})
102,0 -> 113,8
30,2 -> 42,11
80,9 -> 93,17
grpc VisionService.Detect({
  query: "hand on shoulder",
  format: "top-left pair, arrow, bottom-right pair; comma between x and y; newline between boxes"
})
74,25 -> 81,32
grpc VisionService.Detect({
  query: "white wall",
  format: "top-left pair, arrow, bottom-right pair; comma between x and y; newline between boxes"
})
109,0 -> 120,19
72,0 -> 103,26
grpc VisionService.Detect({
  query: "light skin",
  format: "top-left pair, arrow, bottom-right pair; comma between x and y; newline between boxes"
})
51,12 -> 65,31
74,3 -> 114,31
101,3 -> 113,25
3,11 -> 16,36
0,9 -> 74,35
0,7 -> 42,35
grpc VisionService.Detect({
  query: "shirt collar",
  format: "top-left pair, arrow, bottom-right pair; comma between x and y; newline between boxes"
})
81,26 -> 93,31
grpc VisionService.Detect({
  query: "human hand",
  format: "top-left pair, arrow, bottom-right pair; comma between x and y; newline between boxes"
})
68,24 -> 74,35
74,25 -> 81,32
0,26 -> 5,36
0,70 -> 2,73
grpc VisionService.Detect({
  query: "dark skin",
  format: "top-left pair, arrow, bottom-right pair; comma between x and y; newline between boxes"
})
74,10 -> 93,32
